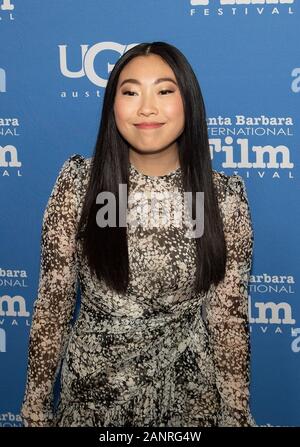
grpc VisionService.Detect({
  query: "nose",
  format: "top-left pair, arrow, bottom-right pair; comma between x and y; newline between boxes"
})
137,92 -> 158,117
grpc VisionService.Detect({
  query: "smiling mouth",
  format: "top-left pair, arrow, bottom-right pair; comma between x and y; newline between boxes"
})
134,123 -> 165,129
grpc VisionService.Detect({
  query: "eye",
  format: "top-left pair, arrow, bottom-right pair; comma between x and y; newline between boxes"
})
159,89 -> 174,95
122,90 -> 137,96
121,89 -> 175,97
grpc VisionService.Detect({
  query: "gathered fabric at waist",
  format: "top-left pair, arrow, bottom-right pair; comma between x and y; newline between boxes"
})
57,294 -> 219,427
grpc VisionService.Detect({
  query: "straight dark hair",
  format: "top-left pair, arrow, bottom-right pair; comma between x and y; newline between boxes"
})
77,41 -> 226,294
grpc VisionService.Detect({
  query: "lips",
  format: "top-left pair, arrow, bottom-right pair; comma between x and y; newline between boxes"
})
134,123 -> 165,129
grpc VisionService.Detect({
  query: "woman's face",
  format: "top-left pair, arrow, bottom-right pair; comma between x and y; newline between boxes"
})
113,54 -> 185,154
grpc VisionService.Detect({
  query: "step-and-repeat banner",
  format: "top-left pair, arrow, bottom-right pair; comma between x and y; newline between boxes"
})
1,0 -> 299,427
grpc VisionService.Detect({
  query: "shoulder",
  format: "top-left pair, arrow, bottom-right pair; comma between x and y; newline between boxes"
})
43,154 -> 92,219
212,170 -> 253,243
59,153 -> 91,172
212,169 -> 249,205
55,154 -> 92,185
50,154 -> 92,199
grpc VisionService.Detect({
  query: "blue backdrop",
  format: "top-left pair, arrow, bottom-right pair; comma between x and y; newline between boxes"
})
0,0 -> 299,427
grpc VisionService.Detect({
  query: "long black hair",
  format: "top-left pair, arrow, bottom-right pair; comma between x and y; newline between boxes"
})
77,41 -> 226,294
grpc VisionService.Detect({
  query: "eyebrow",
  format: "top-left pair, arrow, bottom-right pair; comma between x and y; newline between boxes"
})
119,77 -> 178,88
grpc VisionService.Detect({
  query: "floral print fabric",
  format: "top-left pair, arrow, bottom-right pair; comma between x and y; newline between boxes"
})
21,154 -> 255,427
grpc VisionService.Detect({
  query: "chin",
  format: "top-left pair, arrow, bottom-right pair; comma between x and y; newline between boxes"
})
138,149 -> 166,155
131,146 -> 165,154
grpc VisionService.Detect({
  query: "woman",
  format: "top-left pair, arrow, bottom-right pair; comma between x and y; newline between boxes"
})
21,41 -> 256,426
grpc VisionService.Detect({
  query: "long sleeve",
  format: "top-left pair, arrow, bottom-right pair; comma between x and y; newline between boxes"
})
21,155 -> 83,427
205,175 -> 256,426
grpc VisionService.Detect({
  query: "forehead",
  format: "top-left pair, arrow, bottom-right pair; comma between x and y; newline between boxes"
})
118,54 -> 175,80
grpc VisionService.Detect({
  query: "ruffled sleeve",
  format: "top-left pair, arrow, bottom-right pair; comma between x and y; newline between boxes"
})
21,154 -> 83,426
205,174 -> 256,426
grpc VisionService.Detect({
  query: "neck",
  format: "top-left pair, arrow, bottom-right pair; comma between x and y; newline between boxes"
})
129,147 -> 180,176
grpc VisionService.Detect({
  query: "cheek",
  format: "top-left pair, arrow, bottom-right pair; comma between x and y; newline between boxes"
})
113,100 -> 122,121
166,99 -> 185,124
114,100 -> 136,132
114,102 -> 127,131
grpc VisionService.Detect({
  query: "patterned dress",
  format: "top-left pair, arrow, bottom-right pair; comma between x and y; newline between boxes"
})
21,154 -> 256,427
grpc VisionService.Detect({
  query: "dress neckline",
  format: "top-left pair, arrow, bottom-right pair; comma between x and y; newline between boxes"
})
129,162 -> 181,179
